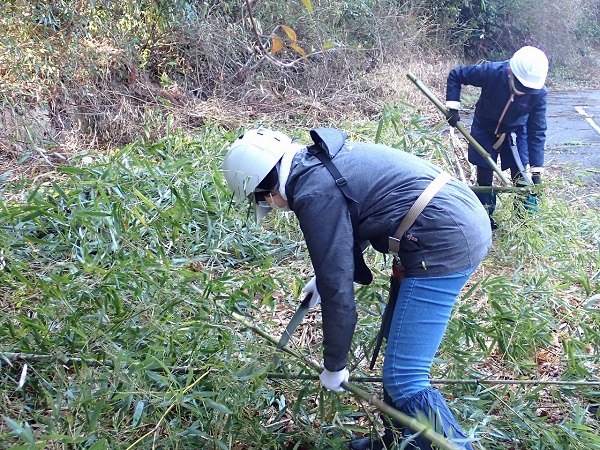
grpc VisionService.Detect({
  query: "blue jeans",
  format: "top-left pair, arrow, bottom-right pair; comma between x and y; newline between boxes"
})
382,264 -> 479,405
381,265 -> 479,449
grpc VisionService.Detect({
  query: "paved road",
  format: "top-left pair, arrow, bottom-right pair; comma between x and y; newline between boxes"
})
545,90 -> 600,170
545,90 -> 600,203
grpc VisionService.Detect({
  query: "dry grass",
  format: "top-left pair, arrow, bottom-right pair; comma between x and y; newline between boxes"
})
1,0 -> 599,179
0,49 -> 470,184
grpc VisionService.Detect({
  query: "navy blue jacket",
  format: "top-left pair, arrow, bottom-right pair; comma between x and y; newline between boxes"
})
285,129 -> 492,372
446,60 -> 547,169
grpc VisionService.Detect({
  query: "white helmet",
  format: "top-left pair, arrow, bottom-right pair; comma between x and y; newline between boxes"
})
222,127 -> 294,220
510,46 -> 548,90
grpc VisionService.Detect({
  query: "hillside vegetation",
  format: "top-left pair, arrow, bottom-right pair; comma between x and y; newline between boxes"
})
1,1 -> 600,449
1,0 -> 599,161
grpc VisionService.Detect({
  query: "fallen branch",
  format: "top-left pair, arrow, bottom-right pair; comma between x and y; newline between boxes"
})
469,185 -> 533,193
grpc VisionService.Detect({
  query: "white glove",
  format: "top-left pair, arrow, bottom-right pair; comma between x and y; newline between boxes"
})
319,368 -> 349,392
446,100 -> 461,111
302,276 -> 321,308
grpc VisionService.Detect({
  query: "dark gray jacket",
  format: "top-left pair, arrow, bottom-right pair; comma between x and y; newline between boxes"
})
286,129 -> 492,371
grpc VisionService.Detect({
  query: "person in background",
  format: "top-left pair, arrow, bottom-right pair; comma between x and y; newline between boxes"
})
446,46 -> 549,229
222,127 -> 492,449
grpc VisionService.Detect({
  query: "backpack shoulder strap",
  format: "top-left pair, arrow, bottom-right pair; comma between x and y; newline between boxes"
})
308,140 -> 372,285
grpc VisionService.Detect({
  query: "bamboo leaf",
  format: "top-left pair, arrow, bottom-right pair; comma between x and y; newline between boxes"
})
88,399 -> 105,431
205,399 -> 232,415
584,294 -> 600,311
134,188 -> 159,211
300,0 -> 314,14
52,182 -> 69,202
132,400 -> 145,426
89,439 -> 108,450
3,416 -> 35,443
289,44 -> 307,58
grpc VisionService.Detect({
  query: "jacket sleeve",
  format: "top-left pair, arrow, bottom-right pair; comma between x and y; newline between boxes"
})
446,63 -> 493,105
525,94 -> 548,168
293,192 -> 357,372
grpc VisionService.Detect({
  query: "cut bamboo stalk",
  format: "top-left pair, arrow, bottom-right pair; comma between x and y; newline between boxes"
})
225,307 -> 462,450
407,72 -> 512,187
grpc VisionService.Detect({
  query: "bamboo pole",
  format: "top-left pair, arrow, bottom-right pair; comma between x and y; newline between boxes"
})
5,352 -> 597,388
266,373 -> 600,387
406,72 -> 512,187
227,309 -> 462,450
469,185 -> 529,194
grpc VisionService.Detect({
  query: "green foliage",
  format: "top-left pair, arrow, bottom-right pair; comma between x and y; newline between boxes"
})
0,125 -> 311,448
403,0 -> 599,60
1,98 -> 600,448
376,104 -> 449,155
0,0 -> 236,100
1,20 -> 600,448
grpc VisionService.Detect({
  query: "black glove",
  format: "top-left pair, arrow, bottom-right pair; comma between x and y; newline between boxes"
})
447,109 -> 460,127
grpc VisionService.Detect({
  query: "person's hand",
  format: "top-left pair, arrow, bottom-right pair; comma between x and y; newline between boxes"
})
302,276 -> 321,308
447,109 -> 460,127
319,368 -> 349,392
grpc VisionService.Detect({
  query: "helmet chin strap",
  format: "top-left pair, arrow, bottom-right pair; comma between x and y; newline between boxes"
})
508,68 -> 527,96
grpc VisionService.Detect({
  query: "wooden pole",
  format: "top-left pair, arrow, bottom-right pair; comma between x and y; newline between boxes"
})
266,373 -> 600,387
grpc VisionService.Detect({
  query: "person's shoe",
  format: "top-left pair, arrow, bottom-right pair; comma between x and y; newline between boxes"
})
490,217 -> 498,230
523,194 -> 539,213
348,435 -> 391,450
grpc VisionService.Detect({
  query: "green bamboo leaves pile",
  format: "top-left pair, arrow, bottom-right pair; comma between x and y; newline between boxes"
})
1,123 -> 600,449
